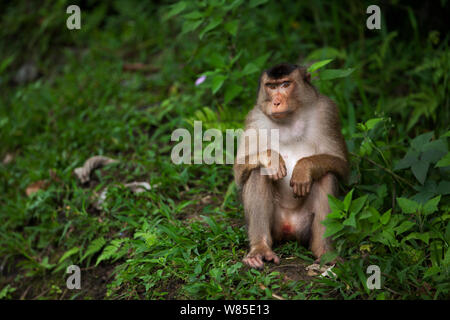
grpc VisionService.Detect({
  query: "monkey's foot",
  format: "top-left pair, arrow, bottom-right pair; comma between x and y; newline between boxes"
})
243,247 -> 280,269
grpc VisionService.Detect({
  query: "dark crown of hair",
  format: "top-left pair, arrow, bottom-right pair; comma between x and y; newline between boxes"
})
265,63 -> 298,79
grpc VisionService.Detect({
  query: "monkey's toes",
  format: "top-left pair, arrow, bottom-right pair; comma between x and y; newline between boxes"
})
243,256 -> 264,269
243,251 -> 280,269
264,251 -> 280,264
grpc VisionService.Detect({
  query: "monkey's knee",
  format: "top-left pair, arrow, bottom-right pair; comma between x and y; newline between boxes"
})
242,169 -> 273,201
316,172 -> 338,195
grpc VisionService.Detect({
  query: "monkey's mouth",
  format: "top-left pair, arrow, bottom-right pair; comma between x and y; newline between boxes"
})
271,111 -> 290,119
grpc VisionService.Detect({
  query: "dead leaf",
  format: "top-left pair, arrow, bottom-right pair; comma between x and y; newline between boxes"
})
305,263 -> 337,278
2,153 -> 14,165
74,156 -> 118,183
94,181 -> 152,210
124,181 -> 151,194
25,180 -> 48,197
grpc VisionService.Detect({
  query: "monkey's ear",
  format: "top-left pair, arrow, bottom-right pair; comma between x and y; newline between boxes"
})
304,72 -> 311,83
297,66 -> 311,83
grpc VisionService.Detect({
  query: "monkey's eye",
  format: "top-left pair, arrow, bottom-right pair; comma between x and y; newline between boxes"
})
266,83 -> 277,90
281,81 -> 291,88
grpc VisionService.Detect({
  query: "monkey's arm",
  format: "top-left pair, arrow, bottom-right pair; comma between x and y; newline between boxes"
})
234,150 -> 287,188
300,154 -> 349,182
233,154 -> 260,188
290,154 -> 348,197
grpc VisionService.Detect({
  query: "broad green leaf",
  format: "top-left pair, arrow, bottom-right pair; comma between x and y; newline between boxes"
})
359,209 -> 373,220
323,220 -> 345,237
211,75 -> 226,94
207,52 -> 227,69
421,139 -> 448,163
181,19 -> 203,35
249,0 -> 269,8
225,20 -> 239,36
394,221 -> 416,235
397,197 -> 419,214
436,152 -> 450,167
183,11 -> 203,20
423,265 -> 440,278
164,2 -> 187,20
0,55 -> 14,74
253,52 -> 271,68
394,149 -> 419,171
380,209 -> 391,225
306,47 -> 345,61
411,131 -> 434,151
199,17 -> 223,39
343,189 -> 354,211
349,195 -> 368,216
423,195 -> 441,215
411,160 -> 429,184
241,63 -> 259,76
224,84 -> 243,103
328,194 -> 345,212
230,50 -> 243,66
404,232 -> 430,244
343,211 -> 357,228
319,68 -> 354,80
365,118 -> 383,130
445,222 -> 450,243
319,251 -> 338,265
437,180 -> 450,195
307,59 -> 333,73
367,207 -> 381,223
224,0 -> 244,11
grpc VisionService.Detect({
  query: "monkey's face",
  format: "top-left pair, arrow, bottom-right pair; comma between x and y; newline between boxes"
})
258,69 -> 304,121
262,77 -> 297,120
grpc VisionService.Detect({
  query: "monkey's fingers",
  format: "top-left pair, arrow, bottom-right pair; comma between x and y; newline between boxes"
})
280,163 -> 287,177
302,182 -> 312,196
277,167 -> 286,180
301,184 -> 307,196
292,183 -> 298,195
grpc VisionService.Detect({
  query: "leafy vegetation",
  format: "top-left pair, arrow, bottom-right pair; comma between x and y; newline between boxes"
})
0,1 -> 448,299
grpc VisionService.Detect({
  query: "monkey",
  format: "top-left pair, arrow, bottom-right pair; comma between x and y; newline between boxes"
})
233,63 -> 349,269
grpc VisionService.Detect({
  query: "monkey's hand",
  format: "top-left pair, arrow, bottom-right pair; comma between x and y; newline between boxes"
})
243,245 -> 280,269
290,159 -> 312,197
259,149 -> 286,181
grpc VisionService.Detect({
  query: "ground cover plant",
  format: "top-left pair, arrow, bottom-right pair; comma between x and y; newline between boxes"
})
0,0 -> 449,300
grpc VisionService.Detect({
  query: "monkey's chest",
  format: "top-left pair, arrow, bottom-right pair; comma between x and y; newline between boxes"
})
275,140 -> 317,199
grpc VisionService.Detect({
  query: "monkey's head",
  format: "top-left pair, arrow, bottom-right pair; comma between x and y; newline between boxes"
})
257,63 -> 316,121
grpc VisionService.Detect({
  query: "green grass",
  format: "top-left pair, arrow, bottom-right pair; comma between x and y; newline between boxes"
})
0,1 -> 449,300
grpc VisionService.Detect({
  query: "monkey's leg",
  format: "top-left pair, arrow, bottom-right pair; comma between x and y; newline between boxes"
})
308,173 -> 339,260
242,169 -> 280,269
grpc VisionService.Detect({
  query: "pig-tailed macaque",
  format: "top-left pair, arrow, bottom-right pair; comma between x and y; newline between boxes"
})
234,63 -> 349,269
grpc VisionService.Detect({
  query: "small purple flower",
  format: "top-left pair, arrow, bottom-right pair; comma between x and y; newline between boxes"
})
195,75 -> 206,86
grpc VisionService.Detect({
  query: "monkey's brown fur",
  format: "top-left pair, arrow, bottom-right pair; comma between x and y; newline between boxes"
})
234,63 -> 349,269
